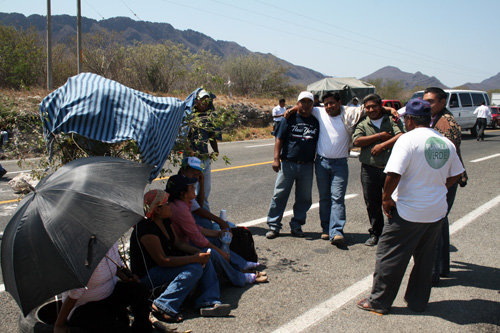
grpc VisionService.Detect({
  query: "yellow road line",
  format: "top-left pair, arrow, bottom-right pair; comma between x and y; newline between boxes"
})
0,198 -> 21,205
152,161 -> 273,181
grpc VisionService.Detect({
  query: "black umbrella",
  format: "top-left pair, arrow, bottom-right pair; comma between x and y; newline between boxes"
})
1,156 -> 153,316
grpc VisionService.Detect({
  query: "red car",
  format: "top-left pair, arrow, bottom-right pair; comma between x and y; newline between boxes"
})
490,106 -> 500,129
382,99 -> 403,111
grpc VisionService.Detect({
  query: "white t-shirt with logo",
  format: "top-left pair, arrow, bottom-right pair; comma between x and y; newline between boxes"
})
384,127 -> 464,223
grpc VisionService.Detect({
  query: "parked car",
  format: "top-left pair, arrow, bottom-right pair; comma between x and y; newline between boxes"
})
410,89 -> 491,136
382,99 -> 403,111
490,106 -> 499,129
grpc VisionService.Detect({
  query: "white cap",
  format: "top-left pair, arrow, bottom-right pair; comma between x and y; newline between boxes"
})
297,91 -> 314,102
197,89 -> 210,99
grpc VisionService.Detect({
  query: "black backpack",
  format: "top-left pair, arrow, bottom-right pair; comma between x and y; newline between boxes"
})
229,227 -> 258,263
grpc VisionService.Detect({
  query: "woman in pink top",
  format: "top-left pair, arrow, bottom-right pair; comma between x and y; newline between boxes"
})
167,174 -> 267,285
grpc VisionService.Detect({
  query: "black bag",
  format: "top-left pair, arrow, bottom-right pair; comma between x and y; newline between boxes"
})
229,227 -> 258,263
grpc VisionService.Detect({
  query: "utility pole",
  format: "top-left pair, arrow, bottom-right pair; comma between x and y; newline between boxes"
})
46,0 -> 52,90
77,0 -> 82,73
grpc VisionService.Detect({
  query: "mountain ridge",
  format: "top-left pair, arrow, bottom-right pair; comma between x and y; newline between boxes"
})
1,13 -> 499,91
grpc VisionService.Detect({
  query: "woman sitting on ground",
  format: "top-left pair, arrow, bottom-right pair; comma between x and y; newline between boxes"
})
129,189 -> 231,323
54,242 -> 153,333
166,174 -> 267,286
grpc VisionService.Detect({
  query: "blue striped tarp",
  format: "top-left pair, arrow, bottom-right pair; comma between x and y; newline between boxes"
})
40,73 -> 200,181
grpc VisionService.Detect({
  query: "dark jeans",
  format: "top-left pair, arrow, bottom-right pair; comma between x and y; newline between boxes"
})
432,182 -> 458,281
369,209 -> 443,312
360,164 -> 386,237
69,281 -> 152,333
476,118 -> 487,140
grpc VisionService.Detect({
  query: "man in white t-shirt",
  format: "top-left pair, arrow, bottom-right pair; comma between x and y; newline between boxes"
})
356,99 -> 464,315
473,101 -> 491,141
272,99 -> 287,136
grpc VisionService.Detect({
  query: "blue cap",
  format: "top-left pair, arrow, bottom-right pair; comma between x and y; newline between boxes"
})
402,98 -> 431,116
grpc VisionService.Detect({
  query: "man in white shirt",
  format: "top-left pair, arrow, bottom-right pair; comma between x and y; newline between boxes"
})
356,99 -> 464,315
473,101 -> 491,141
272,99 -> 286,136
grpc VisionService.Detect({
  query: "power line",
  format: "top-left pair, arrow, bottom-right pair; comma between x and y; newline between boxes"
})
157,0 -> 486,81
83,0 -> 104,20
251,0 -> 490,77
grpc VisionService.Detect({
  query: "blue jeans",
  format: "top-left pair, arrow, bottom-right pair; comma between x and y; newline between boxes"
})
193,214 -> 236,231
315,156 -> 348,239
201,157 -> 211,211
205,239 -> 247,287
267,160 -> 314,231
140,261 -> 221,316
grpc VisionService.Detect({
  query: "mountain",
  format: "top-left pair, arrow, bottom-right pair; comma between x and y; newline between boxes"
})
360,66 -> 447,90
462,72 -> 500,91
0,12 -> 324,86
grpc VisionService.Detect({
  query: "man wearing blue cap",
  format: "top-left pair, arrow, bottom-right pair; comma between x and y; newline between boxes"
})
357,99 -> 464,314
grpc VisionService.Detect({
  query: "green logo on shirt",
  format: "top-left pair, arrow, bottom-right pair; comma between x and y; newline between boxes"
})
424,137 -> 450,169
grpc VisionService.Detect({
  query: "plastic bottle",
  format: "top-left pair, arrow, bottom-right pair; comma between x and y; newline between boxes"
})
220,229 -> 232,254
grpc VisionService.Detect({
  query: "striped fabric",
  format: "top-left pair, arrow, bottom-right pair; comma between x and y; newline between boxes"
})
40,73 -> 200,181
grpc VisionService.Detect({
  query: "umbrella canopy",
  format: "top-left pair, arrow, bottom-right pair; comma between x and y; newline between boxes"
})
307,77 -> 375,105
1,156 -> 153,316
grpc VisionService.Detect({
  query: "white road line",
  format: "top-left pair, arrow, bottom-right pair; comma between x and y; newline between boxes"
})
470,153 -> 500,163
245,143 -> 275,148
238,194 -> 359,228
0,284 -> 4,292
272,194 -> 500,333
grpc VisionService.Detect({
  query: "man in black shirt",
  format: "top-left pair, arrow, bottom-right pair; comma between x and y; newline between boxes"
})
266,91 -> 320,239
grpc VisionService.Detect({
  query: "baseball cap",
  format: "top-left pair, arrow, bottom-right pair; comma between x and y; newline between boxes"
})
182,156 -> 203,172
402,98 -> 431,117
297,91 -> 314,102
197,89 -> 210,99
165,174 -> 198,196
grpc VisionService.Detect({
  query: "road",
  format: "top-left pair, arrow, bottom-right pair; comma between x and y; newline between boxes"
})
1,130 -> 500,332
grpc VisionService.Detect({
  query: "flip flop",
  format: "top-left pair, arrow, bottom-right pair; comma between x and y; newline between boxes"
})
151,305 -> 184,323
356,298 -> 387,314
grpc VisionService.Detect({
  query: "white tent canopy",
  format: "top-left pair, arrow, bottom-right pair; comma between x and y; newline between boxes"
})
307,77 -> 375,105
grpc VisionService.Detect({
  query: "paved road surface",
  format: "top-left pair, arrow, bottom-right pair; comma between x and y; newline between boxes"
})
0,130 -> 499,332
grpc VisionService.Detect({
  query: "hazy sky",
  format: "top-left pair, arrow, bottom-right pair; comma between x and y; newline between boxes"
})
1,0 -> 499,87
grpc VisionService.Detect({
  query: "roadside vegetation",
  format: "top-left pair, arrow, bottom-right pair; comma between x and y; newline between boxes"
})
2,24 -> 499,176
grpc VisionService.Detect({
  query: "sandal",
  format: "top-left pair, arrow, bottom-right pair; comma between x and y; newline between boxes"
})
255,271 -> 268,283
151,304 -> 184,323
356,298 -> 387,314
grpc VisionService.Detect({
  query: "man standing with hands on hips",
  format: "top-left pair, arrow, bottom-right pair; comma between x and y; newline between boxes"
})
265,91 -> 319,239
356,99 -> 464,315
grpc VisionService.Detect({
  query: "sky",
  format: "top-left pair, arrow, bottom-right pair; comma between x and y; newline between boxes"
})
1,0 -> 499,88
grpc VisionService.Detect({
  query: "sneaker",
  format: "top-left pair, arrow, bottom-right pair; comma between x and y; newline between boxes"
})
331,235 -> 345,247
320,233 -> 329,240
0,169 -> 6,178
200,303 -> 231,317
266,229 -> 280,239
364,235 -> 378,246
290,228 -> 305,237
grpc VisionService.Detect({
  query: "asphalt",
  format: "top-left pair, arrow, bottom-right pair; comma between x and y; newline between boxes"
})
0,129 -> 499,332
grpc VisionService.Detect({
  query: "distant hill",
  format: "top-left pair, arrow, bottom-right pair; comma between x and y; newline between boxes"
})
462,72 -> 500,91
0,12 -> 324,86
361,66 -> 447,90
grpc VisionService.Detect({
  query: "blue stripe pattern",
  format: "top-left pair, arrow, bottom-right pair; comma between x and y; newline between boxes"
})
39,73 -> 200,181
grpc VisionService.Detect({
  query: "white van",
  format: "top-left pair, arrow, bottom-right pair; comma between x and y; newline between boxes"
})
410,89 -> 490,136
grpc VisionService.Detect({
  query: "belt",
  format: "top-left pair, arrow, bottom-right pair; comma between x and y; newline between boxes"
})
317,155 -> 347,161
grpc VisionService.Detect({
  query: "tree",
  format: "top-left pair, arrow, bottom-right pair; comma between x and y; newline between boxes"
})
0,26 -> 44,88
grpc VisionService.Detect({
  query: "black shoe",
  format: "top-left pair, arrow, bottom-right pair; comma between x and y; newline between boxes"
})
266,229 -> 280,239
0,169 -> 6,178
291,228 -> 305,237
364,235 -> 378,246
